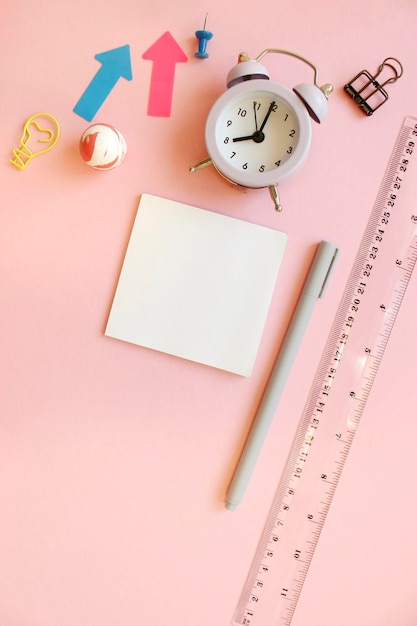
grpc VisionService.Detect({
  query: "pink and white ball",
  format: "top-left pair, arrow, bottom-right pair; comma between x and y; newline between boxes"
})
79,124 -> 127,170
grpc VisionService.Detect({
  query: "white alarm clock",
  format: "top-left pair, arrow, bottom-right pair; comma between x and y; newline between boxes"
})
190,49 -> 333,211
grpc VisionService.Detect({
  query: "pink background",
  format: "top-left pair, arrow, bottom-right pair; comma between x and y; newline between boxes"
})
1,2 -> 417,625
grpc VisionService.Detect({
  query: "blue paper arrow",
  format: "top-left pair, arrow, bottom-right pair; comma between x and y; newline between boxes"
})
73,45 -> 133,122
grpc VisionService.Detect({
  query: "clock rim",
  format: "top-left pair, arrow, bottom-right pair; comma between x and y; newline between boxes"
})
205,79 -> 312,189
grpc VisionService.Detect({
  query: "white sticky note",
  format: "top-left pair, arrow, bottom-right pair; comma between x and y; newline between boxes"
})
105,194 -> 287,376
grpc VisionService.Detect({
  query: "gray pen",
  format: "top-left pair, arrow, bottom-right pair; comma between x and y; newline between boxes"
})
226,240 -> 339,511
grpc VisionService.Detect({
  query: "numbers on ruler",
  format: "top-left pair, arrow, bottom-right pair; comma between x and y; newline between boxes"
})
344,129 -> 415,332
292,423 -> 316,480
398,139 -> 414,174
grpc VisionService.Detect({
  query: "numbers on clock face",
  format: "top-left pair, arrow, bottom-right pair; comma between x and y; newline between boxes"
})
217,94 -> 299,174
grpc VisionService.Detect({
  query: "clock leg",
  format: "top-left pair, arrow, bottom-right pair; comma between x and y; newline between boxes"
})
269,185 -> 282,212
189,156 -> 213,172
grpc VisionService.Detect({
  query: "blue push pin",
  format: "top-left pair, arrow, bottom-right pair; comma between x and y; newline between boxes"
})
194,14 -> 213,59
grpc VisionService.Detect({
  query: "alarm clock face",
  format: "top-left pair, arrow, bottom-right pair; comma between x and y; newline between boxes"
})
205,79 -> 312,189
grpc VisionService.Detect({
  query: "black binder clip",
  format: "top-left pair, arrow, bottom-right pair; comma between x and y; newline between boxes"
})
344,57 -> 403,116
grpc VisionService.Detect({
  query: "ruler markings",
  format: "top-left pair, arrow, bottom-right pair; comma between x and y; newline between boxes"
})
232,117 -> 417,626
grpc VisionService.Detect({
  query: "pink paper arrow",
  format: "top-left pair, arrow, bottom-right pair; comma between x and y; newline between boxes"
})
142,31 -> 188,117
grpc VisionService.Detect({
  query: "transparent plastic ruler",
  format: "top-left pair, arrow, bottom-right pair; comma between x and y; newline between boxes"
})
232,116 -> 417,626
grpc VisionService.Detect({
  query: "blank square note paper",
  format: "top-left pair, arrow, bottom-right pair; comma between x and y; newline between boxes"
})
105,194 -> 287,376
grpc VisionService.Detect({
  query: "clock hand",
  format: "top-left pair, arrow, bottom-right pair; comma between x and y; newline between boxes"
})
259,100 -> 276,132
232,134 -> 255,142
253,101 -> 259,131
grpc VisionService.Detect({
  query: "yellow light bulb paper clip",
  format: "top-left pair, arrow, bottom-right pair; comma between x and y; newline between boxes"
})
9,113 -> 60,170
